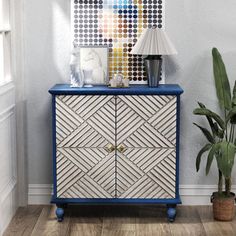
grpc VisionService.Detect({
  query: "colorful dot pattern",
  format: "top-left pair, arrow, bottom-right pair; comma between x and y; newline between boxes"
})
73,0 -> 164,82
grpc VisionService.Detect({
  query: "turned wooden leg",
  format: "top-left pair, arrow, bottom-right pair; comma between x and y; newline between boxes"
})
56,204 -> 65,222
167,204 -> 177,222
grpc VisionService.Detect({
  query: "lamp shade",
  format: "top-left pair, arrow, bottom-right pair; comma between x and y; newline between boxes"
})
130,27 -> 177,55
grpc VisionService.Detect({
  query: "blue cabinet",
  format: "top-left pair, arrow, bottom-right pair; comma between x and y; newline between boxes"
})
49,84 -> 183,222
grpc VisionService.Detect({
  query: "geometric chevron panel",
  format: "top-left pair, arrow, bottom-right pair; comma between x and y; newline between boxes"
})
55,95 -> 116,198
116,95 -> 176,198
55,94 -> 177,199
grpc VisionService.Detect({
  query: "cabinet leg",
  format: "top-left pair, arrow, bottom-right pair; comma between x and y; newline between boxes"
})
56,204 -> 65,222
167,204 -> 177,222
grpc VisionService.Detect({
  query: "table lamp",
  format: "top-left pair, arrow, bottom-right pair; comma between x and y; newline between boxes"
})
130,26 -> 177,87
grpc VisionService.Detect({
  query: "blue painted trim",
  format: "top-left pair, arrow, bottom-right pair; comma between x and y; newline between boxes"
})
52,95 -> 57,198
49,84 -> 184,96
51,197 -> 182,205
175,95 -> 182,203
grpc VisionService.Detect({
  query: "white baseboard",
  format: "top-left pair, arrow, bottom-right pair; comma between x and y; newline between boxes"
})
28,184 -> 236,205
180,185 -> 236,205
28,184 -> 53,205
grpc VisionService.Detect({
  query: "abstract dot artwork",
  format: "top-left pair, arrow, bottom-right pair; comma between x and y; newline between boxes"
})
72,0 -> 164,83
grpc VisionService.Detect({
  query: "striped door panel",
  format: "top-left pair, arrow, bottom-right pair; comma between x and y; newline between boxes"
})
55,95 -> 116,198
116,95 -> 177,199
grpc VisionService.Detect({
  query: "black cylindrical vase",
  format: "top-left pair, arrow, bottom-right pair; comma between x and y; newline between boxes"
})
144,56 -> 162,87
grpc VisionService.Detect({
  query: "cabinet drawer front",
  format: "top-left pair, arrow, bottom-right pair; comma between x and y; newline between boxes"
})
116,95 -> 177,199
55,95 -> 116,198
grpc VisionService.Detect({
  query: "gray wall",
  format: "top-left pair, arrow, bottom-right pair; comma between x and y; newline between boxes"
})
25,0 -> 236,185
25,0 -> 71,183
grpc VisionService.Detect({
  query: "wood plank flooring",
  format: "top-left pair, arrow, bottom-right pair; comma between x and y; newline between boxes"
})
3,205 -> 236,236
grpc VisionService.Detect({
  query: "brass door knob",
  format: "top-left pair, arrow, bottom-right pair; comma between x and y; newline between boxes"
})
117,144 -> 126,153
105,144 -> 115,153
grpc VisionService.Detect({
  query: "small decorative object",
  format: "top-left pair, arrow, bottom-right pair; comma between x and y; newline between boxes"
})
79,45 -> 109,85
109,73 -> 129,88
113,73 -> 124,87
110,78 -> 117,88
123,78 -> 129,88
130,26 -> 177,87
193,48 -> 236,221
70,48 -> 84,88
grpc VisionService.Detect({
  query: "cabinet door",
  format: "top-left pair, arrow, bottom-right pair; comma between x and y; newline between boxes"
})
116,95 -> 177,199
55,95 -> 116,198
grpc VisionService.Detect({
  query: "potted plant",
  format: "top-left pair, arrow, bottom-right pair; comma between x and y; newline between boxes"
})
193,47 -> 236,221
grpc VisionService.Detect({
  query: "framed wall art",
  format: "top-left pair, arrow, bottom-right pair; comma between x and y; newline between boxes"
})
72,0 -> 165,84
79,45 -> 109,85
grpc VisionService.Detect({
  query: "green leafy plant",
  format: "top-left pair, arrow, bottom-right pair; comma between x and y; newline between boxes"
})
193,48 -> 236,197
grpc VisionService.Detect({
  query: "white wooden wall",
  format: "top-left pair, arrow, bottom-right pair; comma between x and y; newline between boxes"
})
0,82 -> 17,235
0,0 -> 24,233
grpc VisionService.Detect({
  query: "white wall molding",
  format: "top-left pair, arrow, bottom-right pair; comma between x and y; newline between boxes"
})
0,180 -> 17,235
0,105 -> 15,123
28,184 -> 53,205
28,184 -> 236,205
0,178 -> 17,204
0,81 -> 14,96
180,185 -> 236,205
0,82 -> 15,113
12,0 -> 27,207
0,104 -> 17,235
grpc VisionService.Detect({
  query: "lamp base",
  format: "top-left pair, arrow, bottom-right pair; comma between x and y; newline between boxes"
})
144,55 -> 162,87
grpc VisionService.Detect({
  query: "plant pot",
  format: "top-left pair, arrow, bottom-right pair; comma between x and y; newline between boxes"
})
211,192 -> 236,221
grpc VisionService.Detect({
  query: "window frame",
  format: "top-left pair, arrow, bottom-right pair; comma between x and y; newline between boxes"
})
0,0 -> 12,86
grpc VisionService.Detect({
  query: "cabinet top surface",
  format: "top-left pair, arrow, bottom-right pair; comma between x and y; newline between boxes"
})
49,84 -> 184,95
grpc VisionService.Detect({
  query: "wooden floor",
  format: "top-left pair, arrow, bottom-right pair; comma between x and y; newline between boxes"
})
3,205 -> 236,236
